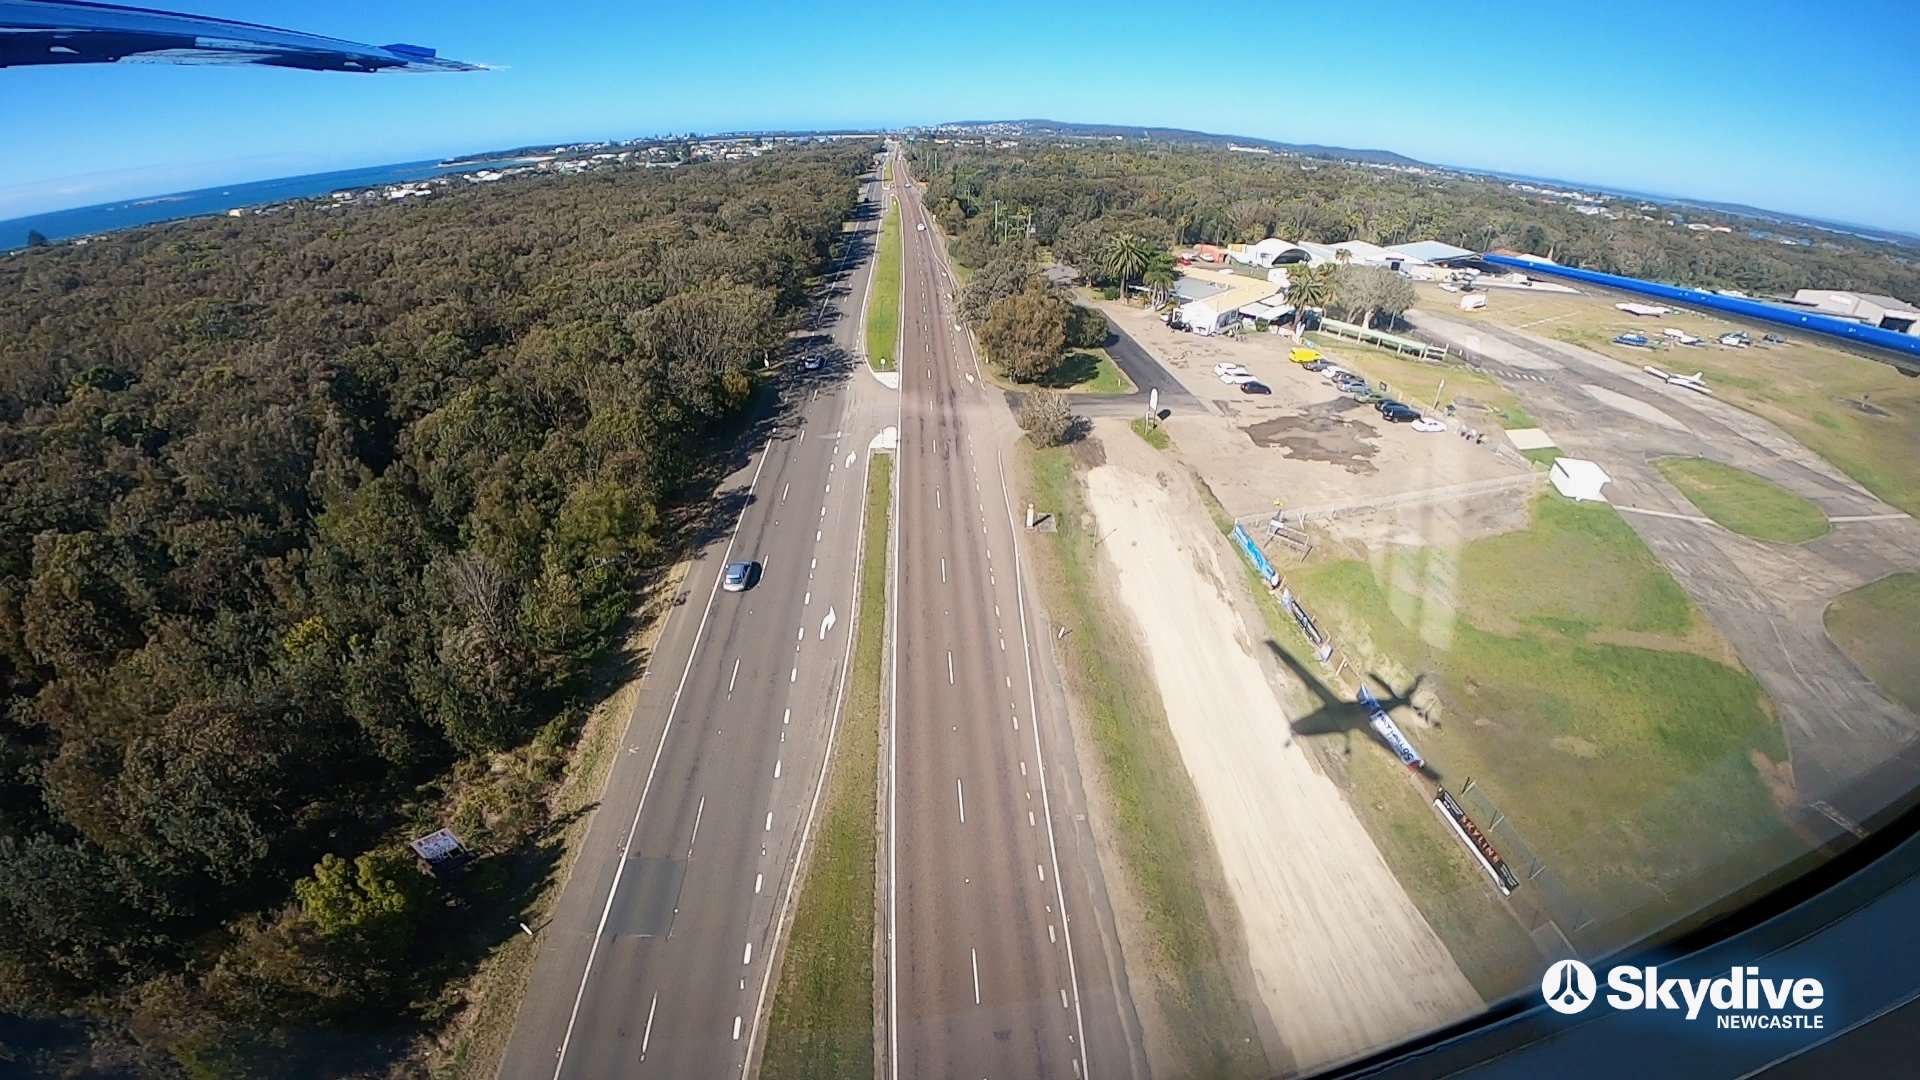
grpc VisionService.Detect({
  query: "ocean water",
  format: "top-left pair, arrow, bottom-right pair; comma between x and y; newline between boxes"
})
0,159 -> 513,251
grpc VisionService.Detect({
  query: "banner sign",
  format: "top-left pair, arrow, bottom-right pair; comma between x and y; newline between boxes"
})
1357,684 -> 1425,770
1230,525 -> 1280,588
1434,788 -> 1520,895
410,828 -> 466,865
1279,587 -> 1334,662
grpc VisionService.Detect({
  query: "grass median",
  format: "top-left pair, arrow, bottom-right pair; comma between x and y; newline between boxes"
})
1022,443 -> 1267,1079
1654,456 -> 1830,543
866,206 -> 901,371
1825,571 -> 1920,718
760,453 -> 891,1080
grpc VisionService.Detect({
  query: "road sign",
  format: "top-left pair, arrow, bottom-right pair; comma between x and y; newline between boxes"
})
1148,387 -> 1159,417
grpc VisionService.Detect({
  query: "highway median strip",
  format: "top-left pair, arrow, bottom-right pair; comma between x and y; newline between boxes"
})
760,452 -> 892,1080
867,204 -> 901,371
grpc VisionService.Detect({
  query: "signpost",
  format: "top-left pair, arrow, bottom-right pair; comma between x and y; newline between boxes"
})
409,827 -> 467,867
1147,387 -> 1159,422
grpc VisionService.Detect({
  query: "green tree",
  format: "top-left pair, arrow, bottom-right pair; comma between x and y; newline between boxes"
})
293,850 -> 430,952
1285,263 -> 1336,340
979,285 -> 1070,383
1100,233 -> 1156,303
1142,251 -> 1178,307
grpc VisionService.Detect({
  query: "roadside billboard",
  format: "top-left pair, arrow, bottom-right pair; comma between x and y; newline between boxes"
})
1230,524 -> 1280,588
1356,684 -> 1424,770
1434,787 -> 1520,895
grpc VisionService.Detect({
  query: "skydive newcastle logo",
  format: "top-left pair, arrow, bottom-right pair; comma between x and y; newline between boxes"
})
1539,961 -> 1827,1030
1542,960 -> 1597,1015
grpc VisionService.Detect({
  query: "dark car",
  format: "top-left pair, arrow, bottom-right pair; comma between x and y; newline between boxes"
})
1239,380 -> 1271,395
1380,404 -> 1421,423
1375,398 -> 1405,413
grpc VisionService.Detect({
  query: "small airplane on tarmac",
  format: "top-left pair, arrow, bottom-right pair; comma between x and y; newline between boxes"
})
1642,364 -> 1713,394
1265,642 -> 1442,781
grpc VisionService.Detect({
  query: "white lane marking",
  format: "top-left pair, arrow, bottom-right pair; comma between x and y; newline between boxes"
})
816,530 -> 822,542
790,667 -> 798,683
689,795 -> 706,856
1832,513 -> 1911,522
743,941 -> 753,966
774,759 -> 782,779
728,658 -> 740,695
811,558 -> 817,570
1061,988 -> 1069,1009
1029,810 -> 1036,827
1049,924 -> 1056,944
821,607 -> 837,639
941,557 -> 946,583
1038,863 -> 1046,882
639,993 -> 658,1060
733,1016 -> 742,1041
821,506 -> 826,519
936,488 -> 941,509
846,451 -> 855,468
749,452 -> 874,1079
797,430 -> 805,445
781,482 -> 789,502
947,651 -> 954,685
797,626 -> 806,642
972,948 -> 981,1005
805,591 -> 811,606
825,483 -> 831,494
1021,761 -> 1026,777
755,873 -> 763,894
999,637 -> 1005,651
765,812 -> 773,832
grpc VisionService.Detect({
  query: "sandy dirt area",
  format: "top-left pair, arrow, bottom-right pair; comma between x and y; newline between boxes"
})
1082,418 -> 1483,1073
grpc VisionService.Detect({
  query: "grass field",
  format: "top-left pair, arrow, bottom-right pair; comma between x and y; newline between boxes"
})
866,207 -> 900,372
1420,282 -> 1920,516
990,349 -> 1136,395
1023,445 -> 1267,1079
1303,335 -> 1532,428
1824,572 -> 1920,719
760,454 -> 891,1080
1131,417 -> 1171,450
1654,457 -> 1831,543
1269,494 -> 1798,965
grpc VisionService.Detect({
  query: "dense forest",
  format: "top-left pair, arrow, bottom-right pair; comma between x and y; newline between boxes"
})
906,140 -> 1920,303
0,141 -> 870,1074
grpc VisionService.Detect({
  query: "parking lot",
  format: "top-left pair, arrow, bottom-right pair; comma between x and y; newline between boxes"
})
1094,299 -> 1531,534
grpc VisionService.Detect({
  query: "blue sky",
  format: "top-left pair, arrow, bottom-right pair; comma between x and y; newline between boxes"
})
3,0 -> 1916,232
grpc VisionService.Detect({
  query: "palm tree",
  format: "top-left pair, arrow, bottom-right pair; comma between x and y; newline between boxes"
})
1101,233 -> 1155,303
1285,263 -> 1334,341
1142,251 -> 1177,308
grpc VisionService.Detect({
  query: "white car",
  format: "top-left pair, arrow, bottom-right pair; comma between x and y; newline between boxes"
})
1410,417 -> 1446,433
1220,371 -> 1258,386
917,223 -> 927,231
1212,362 -> 1248,378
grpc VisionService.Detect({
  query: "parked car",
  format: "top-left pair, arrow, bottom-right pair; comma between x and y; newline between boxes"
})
1289,347 -> 1323,364
1301,359 -> 1329,372
1375,398 -> 1405,412
722,561 -> 756,592
1410,417 -> 1446,433
1238,380 -> 1271,395
1221,371 -> 1258,385
1381,404 -> 1421,423
1212,362 -> 1249,377
801,355 -> 822,371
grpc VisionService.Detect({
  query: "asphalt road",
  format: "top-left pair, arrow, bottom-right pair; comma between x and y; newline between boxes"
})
497,176 -> 893,1079
885,154 -> 1133,1080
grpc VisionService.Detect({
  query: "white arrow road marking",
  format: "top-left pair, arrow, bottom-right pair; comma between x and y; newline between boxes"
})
845,451 -> 855,468
820,607 -> 837,639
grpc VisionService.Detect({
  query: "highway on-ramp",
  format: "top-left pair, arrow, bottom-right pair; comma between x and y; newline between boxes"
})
886,153 -> 1134,1080
496,174 -> 892,1079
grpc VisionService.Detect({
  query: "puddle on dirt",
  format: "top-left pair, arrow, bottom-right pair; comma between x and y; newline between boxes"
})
1242,408 -> 1379,474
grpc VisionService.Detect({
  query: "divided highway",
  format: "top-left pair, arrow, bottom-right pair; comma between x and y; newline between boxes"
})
497,177 -> 892,1079
886,155 -> 1133,1079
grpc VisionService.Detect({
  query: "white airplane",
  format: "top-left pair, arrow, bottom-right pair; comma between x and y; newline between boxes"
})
1643,364 -> 1712,394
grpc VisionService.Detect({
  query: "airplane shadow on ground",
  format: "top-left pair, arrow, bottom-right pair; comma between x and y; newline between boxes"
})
1263,640 -> 1444,783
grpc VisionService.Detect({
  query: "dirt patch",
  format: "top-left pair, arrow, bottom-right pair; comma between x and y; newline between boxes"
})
1084,419 -> 1481,1072
1244,410 -> 1379,473
1750,749 -> 1799,815
1551,735 -> 1601,759
1070,434 -> 1108,469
